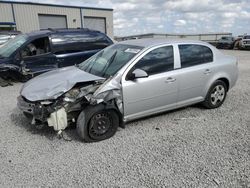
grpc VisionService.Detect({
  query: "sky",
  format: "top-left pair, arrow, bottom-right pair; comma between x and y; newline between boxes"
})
5,0 -> 250,37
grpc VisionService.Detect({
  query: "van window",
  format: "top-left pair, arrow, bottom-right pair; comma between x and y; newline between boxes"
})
21,37 -> 50,58
52,32 -> 111,54
178,44 -> 213,68
134,46 -> 174,76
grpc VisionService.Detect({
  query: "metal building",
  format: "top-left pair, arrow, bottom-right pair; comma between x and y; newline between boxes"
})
0,1 -> 114,37
115,33 -> 233,45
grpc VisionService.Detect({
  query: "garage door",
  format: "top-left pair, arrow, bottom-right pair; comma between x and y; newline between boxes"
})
39,14 -> 67,29
84,17 -> 106,33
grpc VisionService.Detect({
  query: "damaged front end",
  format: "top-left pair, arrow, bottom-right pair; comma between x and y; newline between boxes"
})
17,76 -> 123,132
0,63 -> 24,86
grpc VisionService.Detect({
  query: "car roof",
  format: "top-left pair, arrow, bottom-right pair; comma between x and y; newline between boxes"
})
119,38 -> 211,48
26,28 -> 101,37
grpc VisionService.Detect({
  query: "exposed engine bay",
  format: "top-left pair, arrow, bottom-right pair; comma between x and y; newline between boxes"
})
17,74 -> 123,132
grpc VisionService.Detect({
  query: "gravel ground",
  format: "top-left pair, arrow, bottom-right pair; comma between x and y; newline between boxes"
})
0,50 -> 249,187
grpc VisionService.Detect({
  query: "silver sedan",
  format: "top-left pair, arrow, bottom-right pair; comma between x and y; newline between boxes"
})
18,39 -> 238,142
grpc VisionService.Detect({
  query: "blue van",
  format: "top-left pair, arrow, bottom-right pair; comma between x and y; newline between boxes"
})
0,28 -> 113,80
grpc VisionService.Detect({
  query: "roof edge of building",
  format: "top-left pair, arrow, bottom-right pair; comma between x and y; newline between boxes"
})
0,0 -> 113,11
115,32 -> 233,39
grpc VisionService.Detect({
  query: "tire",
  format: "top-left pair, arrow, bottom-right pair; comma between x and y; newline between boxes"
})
76,104 -> 119,142
202,80 -> 227,109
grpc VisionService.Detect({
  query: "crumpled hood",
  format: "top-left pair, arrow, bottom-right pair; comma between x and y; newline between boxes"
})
21,66 -> 104,102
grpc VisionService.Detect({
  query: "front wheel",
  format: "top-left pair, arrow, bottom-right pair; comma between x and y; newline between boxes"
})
203,80 -> 227,109
77,105 -> 119,142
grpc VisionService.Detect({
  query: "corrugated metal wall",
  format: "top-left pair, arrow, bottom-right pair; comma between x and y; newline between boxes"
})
0,2 -> 113,38
13,4 -> 81,33
83,9 -> 113,37
0,3 -> 13,22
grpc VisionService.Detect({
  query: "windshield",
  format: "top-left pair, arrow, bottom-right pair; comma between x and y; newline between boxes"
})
0,34 -> 27,58
78,44 -> 143,78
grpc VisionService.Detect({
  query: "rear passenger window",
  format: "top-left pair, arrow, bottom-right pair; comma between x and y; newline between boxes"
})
179,44 -> 213,68
134,46 -> 174,76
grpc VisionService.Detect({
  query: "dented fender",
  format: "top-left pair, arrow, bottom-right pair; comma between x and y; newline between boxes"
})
0,63 -> 24,81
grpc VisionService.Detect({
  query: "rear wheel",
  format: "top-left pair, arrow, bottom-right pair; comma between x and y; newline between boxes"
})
203,80 -> 227,109
77,105 -> 119,142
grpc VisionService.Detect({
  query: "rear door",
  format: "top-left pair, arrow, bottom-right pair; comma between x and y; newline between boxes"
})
177,44 -> 214,106
52,32 -> 112,67
122,45 -> 179,121
56,50 -> 100,68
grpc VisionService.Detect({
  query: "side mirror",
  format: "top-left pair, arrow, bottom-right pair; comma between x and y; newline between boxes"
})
128,68 -> 148,80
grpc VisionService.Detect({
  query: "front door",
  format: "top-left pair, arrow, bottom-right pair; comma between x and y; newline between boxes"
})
20,36 -> 57,76
21,53 -> 57,76
122,45 -> 179,121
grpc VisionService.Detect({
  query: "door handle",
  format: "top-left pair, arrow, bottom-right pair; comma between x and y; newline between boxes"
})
165,77 -> 176,83
204,69 -> 211,74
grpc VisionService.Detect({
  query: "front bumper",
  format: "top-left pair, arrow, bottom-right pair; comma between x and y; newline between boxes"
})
17,96 -> 51,122
17,96 -> 35,114
17,95 -> 72,131
0,63 -> 23,80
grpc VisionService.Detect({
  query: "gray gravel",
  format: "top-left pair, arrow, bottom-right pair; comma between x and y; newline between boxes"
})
0,50 -> 249,187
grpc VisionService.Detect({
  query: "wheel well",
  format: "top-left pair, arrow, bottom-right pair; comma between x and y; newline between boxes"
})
103,102 -> 124,128
217,78 -> 229,91
106,108 -> 124,128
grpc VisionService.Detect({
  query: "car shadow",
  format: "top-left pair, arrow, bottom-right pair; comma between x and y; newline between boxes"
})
10,103 -> 207,142
10,107 -> 81,142
125,103 -> 207,126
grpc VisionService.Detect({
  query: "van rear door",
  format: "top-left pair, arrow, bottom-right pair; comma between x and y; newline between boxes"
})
51,31 -> 113,67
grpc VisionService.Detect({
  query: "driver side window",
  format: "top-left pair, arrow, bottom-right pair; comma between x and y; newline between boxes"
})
21,37 -> 50,58
134,46 -> 174,76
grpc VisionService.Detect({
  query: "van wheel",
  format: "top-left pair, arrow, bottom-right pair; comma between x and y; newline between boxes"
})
203,80 -> 227,109
76,105 -> 119,142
